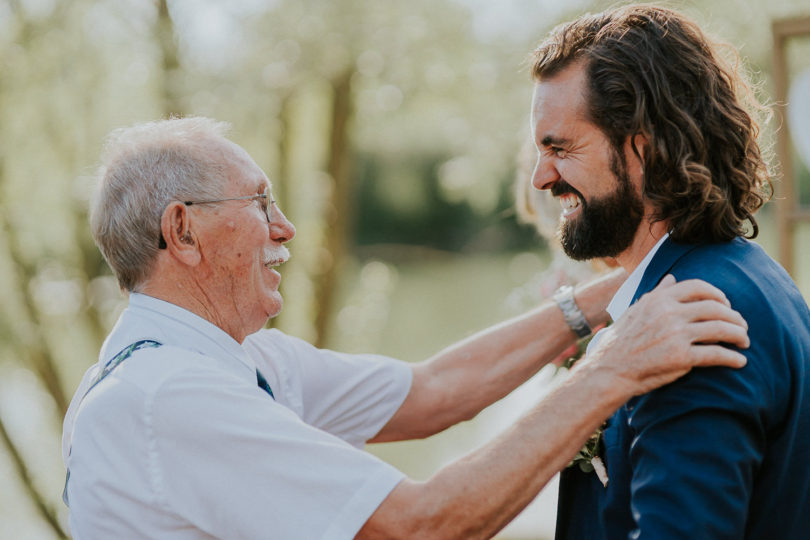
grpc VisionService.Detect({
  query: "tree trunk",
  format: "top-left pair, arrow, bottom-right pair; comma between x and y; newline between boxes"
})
313,70 -> 354,348
157,0 -> 183,117
0,414 -> 68,539
0,209 -> 70,416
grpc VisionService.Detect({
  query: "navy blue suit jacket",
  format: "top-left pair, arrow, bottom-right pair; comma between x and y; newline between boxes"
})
555,237 -> 810,539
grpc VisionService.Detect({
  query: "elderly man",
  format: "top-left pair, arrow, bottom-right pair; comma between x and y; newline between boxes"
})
529,5 -> 810,539
63,117 -> 748,539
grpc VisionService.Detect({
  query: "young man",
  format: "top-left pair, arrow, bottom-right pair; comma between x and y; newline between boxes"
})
529,5 -> 810,539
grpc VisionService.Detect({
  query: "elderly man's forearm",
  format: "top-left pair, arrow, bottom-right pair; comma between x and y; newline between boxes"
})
371,271 -> 622,442
358,363 -> 626,540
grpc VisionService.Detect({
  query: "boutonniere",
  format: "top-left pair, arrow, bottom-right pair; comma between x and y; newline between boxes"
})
567,424 -> 608,487
558,327 -> 609,487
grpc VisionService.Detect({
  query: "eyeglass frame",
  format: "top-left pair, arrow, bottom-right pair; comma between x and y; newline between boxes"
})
157,187 -> 276,249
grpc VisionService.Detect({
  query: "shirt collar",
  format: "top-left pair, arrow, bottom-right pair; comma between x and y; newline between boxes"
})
100,292 -> 255,375
607,233 -> 670,321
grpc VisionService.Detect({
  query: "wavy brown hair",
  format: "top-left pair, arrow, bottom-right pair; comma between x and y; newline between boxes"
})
530,4 -> 772,243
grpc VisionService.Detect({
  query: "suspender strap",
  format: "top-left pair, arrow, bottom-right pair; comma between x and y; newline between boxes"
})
62,340 -> 162,507
256,369 -> 275,399
84,340 -> 163,397
63,340 -> 277,508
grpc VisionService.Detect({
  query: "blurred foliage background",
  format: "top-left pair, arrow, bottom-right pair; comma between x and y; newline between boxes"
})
1,0 -> 809,538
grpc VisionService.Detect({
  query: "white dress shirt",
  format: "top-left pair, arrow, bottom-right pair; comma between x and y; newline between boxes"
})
587,233 -> 670,354
63,293 -> 411,540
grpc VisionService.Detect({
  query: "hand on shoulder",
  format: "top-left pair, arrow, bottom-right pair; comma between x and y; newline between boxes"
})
578,274 -> 750,398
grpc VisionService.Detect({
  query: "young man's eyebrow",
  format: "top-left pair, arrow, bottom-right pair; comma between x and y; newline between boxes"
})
540,135 -> 569,147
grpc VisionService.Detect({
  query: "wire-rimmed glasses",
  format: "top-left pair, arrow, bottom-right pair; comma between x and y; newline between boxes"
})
158,187 -> 276,249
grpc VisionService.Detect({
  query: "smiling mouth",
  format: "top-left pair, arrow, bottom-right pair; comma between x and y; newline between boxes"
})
559,193 -> 582,217
264,259 -> 287,269
263,246 -> 290,269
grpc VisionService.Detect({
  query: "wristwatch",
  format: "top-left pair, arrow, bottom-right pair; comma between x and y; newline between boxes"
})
553,285 -> 592,338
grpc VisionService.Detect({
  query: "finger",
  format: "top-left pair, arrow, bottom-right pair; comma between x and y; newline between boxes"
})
682,300 -> 748,330
688,320 -> 750,349
688,344 -> 748,368
662,278 -> 731,306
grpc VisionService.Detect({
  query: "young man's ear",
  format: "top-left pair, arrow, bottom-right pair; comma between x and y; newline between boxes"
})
625,133 -> 648,181
160,202 -> 200,266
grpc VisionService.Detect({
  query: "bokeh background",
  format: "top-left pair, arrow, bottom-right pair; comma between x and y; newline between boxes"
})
2,0 -> 809,538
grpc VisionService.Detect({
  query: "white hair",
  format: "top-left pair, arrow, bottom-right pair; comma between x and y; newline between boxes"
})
90,116 -> 235,291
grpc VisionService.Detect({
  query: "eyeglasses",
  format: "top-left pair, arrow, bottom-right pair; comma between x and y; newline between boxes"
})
184,187 -> 276,219
158,187 -> 276,249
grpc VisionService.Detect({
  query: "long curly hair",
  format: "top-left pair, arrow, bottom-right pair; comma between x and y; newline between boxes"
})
530,4 -> 772,243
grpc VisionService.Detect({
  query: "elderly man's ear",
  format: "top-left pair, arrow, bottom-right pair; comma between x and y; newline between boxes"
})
160,202 -> 201,266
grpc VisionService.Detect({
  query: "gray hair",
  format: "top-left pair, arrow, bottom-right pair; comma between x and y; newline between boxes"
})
90,117 -> 234,291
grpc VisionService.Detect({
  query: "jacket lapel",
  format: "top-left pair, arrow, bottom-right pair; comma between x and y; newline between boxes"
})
630,238 -> 701,304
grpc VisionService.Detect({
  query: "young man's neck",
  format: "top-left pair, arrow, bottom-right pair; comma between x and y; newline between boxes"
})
614,220 -> 669,273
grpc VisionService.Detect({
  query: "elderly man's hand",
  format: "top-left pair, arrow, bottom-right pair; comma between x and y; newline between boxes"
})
580,274 -> 749,397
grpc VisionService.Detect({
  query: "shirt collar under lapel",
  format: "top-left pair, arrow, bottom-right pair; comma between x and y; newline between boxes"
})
630,237 -> 702,305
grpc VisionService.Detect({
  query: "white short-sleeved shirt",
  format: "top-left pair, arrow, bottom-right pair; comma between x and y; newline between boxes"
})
62,293 -> 412,540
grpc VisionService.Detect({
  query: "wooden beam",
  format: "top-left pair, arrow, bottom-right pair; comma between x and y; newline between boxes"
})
772,19 -> 795,274
772,16 -> 810,39
771,15 -> 810,276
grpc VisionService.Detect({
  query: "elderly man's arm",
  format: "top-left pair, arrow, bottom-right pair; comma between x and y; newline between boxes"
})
358,275 -> 750,540
371,269 -> 622,442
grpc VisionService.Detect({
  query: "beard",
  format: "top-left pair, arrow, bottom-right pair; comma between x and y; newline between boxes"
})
554,151 -> 644,261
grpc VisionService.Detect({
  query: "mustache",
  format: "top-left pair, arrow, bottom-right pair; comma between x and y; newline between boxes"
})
263,245 -> 290,264
550,180 -> 583,200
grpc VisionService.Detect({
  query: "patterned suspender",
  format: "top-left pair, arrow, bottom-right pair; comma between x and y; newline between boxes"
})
62,340 -> 276,508
62,340 -> 162,507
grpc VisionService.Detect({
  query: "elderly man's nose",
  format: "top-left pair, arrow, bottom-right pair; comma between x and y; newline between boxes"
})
269,205 -> 295,243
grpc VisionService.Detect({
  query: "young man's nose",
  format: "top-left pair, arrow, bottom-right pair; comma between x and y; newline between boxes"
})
531,156 -> 561,191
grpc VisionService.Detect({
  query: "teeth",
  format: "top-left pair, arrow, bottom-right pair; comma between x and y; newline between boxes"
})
559,194 -> 581,215
264,257 -> 288,268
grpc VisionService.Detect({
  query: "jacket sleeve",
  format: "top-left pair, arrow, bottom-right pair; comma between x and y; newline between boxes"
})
624,359 -> 770,539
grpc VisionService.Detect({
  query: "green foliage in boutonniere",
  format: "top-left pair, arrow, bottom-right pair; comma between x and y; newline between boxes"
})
569,426 -> 602,472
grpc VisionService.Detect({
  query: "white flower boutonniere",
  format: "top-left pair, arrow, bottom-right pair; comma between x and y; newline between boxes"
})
567,425 -> 608,487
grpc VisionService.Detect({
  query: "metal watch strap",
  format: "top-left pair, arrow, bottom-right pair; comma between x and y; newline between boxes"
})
553,285 -> 592,338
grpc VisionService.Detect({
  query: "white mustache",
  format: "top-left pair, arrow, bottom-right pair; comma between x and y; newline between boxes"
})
263,245 -> 290,266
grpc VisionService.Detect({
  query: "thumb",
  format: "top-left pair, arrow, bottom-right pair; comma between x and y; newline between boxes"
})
657,274 -> 677,288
